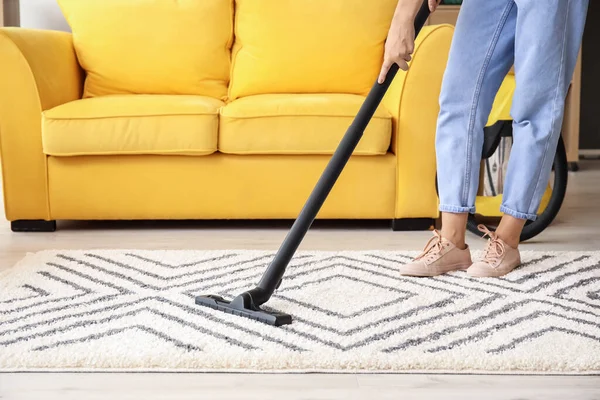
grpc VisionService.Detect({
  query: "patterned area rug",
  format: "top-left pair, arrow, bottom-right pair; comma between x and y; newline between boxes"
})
1,250 -> 599,373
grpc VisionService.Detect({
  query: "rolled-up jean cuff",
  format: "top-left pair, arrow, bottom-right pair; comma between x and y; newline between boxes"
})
439,204 -> 475,214
500,205 -> 537,221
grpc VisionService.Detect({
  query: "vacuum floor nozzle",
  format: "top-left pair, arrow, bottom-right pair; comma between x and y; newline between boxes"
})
195,294 -> 292,327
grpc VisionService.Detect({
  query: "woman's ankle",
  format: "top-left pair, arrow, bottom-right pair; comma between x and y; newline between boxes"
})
440,212 -> 468,250
496,215 -> 526,248
440,227 -> 467,250
495,229 -> 520,249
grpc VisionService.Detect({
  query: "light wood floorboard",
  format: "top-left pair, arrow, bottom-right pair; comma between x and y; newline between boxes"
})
1,161 -> 599,399
1,373 -> 599,400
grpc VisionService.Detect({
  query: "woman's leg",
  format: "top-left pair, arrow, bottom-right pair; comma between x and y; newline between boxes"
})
468,0 -> 589,278
498,0 -> 589,240
436,0 -> 517,248
401,0 -> 518,277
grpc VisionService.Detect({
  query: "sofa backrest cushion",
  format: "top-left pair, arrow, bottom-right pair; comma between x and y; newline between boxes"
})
228,0 -> 398,100
58,0 -> 233,100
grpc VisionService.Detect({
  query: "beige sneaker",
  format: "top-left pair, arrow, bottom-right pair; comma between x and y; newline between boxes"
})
468,225 -> 521,278
399,230 -> 472,277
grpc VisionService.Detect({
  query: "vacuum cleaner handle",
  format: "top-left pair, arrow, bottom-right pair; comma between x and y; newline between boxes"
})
195,1 -> 432,326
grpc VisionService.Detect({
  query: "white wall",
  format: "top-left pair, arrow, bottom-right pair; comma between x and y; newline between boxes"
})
19,0 -> 70,31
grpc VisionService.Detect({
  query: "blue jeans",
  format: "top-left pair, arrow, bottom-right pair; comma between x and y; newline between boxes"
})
436,0 -> 589,221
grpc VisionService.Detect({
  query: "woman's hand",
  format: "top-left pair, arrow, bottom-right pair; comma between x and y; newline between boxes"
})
429,0 -> 441,12
378,22 -> 415,83
378,0 -> 442,84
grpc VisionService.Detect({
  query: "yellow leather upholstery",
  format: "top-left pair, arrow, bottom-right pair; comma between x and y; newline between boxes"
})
0,28 -> 82,221
219,94 -> 392,155
229,0 -> 398,100
57,0 -> 233,99
43,95 -> 223,156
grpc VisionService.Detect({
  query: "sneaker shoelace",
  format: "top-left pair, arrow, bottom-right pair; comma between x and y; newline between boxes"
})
477,224 -> 505,267
415,230 -> 449,264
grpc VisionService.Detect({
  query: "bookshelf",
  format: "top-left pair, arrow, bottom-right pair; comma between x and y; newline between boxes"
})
427,5 -> 583,167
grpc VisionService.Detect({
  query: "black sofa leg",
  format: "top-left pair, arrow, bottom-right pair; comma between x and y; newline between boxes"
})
392,218 -> 435,232
11,220 -> 57,232
567,162 -> 579,172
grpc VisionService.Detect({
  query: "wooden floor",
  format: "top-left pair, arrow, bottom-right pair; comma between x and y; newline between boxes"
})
1,161 -> 599,399
2,373 -> 599,400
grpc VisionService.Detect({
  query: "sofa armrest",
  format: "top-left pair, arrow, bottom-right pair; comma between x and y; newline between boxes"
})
0,28 -> 83,221
382,24 -> 454,219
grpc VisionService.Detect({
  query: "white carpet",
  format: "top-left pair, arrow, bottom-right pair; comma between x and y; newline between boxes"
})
1,249 -> 599,373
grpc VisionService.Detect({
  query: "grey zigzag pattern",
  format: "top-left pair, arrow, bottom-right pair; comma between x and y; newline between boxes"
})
1,250 -> 599,371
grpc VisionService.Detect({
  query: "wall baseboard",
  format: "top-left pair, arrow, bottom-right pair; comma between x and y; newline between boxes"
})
580,149 -> 600,159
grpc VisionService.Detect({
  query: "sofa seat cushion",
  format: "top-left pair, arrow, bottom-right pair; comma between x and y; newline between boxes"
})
219,94 -> 392,155
42,95 -> 223,156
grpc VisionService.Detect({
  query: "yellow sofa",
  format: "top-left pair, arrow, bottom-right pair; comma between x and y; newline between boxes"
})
0,0 -> 455,232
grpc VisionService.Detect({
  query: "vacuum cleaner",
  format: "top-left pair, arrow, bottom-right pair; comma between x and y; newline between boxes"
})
195,2 -> 432,327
